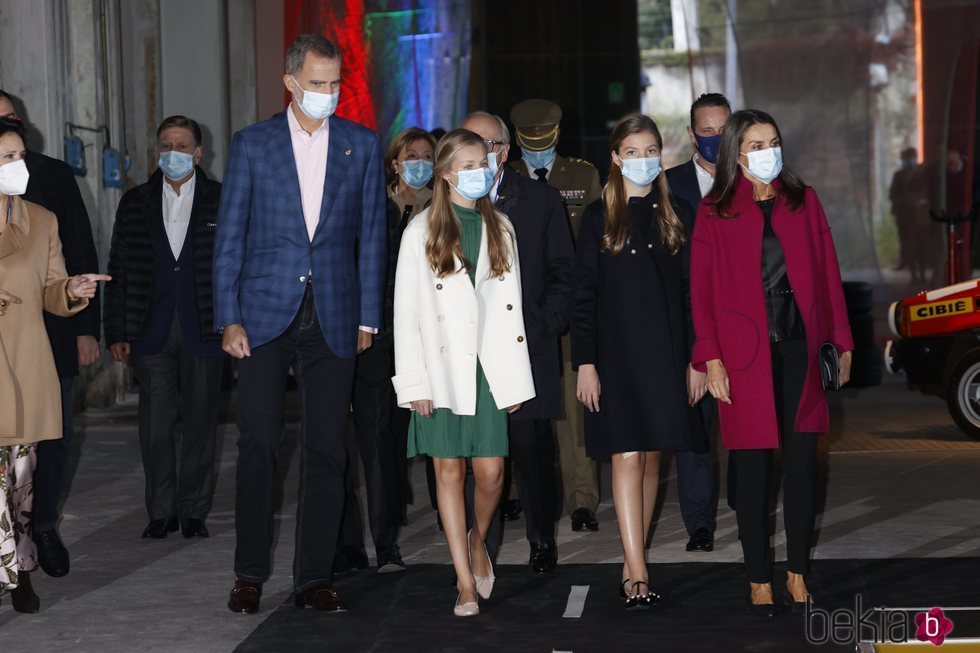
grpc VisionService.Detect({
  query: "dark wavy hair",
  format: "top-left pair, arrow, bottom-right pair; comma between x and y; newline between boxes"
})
707,109 -> 808,218
0,116 -> 26,143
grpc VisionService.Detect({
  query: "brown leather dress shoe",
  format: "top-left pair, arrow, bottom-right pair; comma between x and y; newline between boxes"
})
294,585 -> 347,612
227,580 -> 262,614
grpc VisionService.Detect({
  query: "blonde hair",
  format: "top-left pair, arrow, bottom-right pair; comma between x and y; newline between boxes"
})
602,113 -> 685,256
425,128 -> 513,278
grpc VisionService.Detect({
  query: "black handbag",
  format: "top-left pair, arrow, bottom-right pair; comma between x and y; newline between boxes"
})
819,342 -> 841,391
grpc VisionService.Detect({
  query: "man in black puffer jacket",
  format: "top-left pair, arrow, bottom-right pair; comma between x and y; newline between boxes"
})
104,115 -> 225,541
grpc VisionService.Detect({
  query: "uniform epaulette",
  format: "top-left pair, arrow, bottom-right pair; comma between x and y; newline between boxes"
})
569,157 -> 595,168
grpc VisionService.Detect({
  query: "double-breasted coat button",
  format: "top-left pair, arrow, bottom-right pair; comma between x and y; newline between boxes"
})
437,314 -> 445,321
506,304 -> 513,310
436,283 -> 443,290
630,248 -> 637,255
440,346 -> 448,352
498,275 -> 505,281
517,336 -> 524,343
647,243 -> 653,249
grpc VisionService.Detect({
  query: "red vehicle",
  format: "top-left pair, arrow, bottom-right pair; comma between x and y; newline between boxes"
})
885,278 -> 980,439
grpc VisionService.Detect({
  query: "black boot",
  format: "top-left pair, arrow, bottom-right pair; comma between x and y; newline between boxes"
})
11,570 -> 40,613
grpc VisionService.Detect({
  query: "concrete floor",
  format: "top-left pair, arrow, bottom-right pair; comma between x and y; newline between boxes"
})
1,374 -> 978,651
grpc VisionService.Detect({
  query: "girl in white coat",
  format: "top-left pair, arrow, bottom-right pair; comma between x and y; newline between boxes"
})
392,128 -> 535,616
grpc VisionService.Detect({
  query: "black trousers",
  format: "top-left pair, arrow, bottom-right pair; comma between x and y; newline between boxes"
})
338,342 -> 405,551
233,286 -> 355,591
33,377 -> 74,533
735,338 -> 817,583
133,318 -> 224,522
507,418 -> 558,545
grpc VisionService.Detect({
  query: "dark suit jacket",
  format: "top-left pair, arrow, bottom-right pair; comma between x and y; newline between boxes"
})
667,159 -> 717,428
496,167 -> 575,421
666,159 -> 702,351
213,111 -> 387,357
104,168 -> 222,349
23,149 -> 101,379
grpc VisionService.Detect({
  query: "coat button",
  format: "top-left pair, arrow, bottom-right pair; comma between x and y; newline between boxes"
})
517,336 -> 524,343
498,275 -> 505,281
436,283 -> 443,290
174,266 -> 181,271
647,243 -> 653,249
653,203 -> 658,208
440,345 -> 448,352
630,249 -> 636,255
506,304 -> 513,310
299,275 -> 307,283
437,314 -> 445,321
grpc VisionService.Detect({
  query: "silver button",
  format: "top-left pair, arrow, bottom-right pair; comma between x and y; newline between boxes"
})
630,249 -> 636,255
647,243 -> 653,249
653,203 -> 658,208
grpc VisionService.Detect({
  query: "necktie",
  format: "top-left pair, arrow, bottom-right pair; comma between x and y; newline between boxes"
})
534,168 -> 548,183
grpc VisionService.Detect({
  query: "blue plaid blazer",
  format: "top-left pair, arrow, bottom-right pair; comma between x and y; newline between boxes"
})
212,111 -> 387,358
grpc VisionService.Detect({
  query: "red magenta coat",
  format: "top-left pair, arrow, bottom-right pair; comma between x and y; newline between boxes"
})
690,176 -> 854,449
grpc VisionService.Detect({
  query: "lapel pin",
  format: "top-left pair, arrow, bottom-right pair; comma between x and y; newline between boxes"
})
345,149 -> 352,156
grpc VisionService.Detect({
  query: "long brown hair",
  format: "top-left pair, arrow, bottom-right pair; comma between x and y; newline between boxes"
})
602,113 -> 685,255
708,109 -> 808,218
384,127 -> 437,187
425,128 -> 513,278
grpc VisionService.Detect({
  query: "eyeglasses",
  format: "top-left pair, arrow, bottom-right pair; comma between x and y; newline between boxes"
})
483,139 -> 505,150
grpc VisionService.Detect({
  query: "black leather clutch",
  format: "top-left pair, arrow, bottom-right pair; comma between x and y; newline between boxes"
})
819,342 -> 841,391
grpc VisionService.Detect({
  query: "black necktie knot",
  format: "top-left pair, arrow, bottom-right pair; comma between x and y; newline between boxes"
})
534,168 -> 548,182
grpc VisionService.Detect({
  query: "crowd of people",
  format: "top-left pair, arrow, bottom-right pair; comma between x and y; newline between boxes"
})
0,33 -> 853,620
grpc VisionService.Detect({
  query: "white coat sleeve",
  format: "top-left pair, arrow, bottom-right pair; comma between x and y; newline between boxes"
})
391,225 -> 432,406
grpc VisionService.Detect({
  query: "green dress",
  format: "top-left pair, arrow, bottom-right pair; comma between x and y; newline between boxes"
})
407,205 -> 509,459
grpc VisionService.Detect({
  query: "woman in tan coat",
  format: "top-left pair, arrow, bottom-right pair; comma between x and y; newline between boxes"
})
0,117 -> 108,613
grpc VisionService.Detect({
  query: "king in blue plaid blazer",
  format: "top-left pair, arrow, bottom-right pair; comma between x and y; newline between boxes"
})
212,110 -> 386,358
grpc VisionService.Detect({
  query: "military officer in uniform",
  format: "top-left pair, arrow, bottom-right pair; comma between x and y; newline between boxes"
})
509,99 -> 602,532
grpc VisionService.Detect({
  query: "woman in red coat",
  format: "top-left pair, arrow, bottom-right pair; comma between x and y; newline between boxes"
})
690,110 -> 853,617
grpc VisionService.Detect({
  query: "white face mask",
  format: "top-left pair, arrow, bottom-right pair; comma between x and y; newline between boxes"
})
292,76 -> 339,120
0,159 -> 30,196
740,147 -> 783,184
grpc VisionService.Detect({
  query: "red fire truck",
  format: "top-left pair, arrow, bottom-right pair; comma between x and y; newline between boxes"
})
885,279 -> 980,439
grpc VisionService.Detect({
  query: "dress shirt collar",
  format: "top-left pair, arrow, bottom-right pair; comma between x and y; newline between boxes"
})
287,102 -> 328,138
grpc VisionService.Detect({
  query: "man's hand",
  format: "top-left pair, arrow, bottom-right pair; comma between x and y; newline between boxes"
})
109,342 -> 131,364
222,324 -> 251,359
357,330 -> 373,354
78,335 -> 100,368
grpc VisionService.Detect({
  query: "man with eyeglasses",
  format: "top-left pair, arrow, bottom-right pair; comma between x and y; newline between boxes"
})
104,115 -> 225,542
460,111 -> 573,573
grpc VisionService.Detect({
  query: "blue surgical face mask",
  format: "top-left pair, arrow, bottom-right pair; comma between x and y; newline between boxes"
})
619,156 -> 662,187
487,151 -> 500,176
399,159 -> 433,189
694,133 -> 722,164
740,147 -> 783,184
159,150 -> 195,181
450,167 -> 493,200
522,146 -> 555,170
292,76 -> 339,120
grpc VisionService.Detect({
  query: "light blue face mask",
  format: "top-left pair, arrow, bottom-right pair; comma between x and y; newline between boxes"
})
487,151 -> 500,176
292,75 -> 339,120
522,146 -> 555,170
450,167 -> 493,200
619,156 -> 661,187
159,150 -> 195,181
400,159 -> 433,189
740,146 -> 783,184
